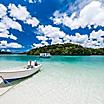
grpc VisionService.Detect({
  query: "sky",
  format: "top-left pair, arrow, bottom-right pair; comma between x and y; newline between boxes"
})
0,0 -> 104,53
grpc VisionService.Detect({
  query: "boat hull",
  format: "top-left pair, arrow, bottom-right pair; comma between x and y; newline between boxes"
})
40,53 -> 51,58
5,69 -> 40,82
0,65 -> 42,82
40,56 -> 50,58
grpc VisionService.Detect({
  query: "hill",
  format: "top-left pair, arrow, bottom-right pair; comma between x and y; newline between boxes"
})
24,43 -> 104,55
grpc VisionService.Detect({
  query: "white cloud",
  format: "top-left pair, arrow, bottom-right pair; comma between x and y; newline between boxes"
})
36,35 -> 47,41
41,40 -> 49,46
70,33 -> 88,44
36,23 -> 104,48
1,16 -> 22,31
38,25 -> 86,45
52,1 -> 104,29
1,49 -> 5,52
26,17 -> 39,27
8,4 -> 30,21
9,34 -> 17,40
81,30 -> 104,48
51,38 -> 63,45
0,4 -> 23,41
38,25 -> 66,45
0,4 -> 7,18
38,22 -> 104,48
0,33 -> 9,38
33,43 -> 43,48
7,43 -> 22,48
63,35 -> 71,43
68,0 -> 92,13
8,3 -> 39,27
0,40 -> 23,48
28,0 -> 42,3
0,22 -> 8,32
0,40 -> 7,46
62,30 -> 104,48
0,31 -> 17,40
28,0 -> 34,3
0,3 -> 41,51
7,49 -> 11,52
38,25 -> 66,39
90,30 -> 104,39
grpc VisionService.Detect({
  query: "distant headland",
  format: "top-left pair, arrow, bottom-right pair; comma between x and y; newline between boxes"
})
24,43 -> 104,55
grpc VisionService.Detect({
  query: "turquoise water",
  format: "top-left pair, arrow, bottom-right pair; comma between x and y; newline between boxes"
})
0,55 -> 104,104
0,55 -> 104,70
0,55 -> 104,79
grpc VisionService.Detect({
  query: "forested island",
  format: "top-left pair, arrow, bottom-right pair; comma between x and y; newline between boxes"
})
24,43 -> 104,55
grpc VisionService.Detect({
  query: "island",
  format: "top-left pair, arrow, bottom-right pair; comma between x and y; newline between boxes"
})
24,43 -> 104,55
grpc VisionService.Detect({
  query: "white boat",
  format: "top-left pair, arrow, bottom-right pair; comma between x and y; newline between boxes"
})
40,53 -> 51,58
0,61 -> 42,83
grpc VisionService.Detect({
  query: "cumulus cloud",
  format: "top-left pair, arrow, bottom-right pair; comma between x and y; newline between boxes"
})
90,30 -> 104,39
52,1 -> 104,29
0,40 -> 23,48
0,22 -> 8,32
78,30 -> 104,48
26,17 -> 39,27
70,33 -> 88,44
0,4 -> 23,33
9,34 -> 17,40
0,4 -> 22,42
37,25 -> 66,44
0,32 -> 9,38
8,3 -> 39,27
68,0 -> 92,13
33,43 -> 43,48
0,3 -> 40,51
49,0 -> 104,48
38,25 -> 66,38
36,35 -> 47,41
8,4 -> 30,21
0,4 -> 7,18
24,0 -> 42,3
7,49 -> 11,52
0,31 -> 17,41
1,49 -> 5,52
1,16 -> 22,31
65,30 -> 104,48
7,43 -> 23,48
28,0 -> 42,3
37,23 -> 104,48
41,40 -> 49,46
1,48 -> 11,52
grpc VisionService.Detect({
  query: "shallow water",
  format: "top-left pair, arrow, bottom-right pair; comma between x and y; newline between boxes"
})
0,55 -> 104,70
0,55 -> 104,104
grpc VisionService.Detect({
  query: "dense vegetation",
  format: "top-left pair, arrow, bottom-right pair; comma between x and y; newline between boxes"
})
24,43 -> 104,55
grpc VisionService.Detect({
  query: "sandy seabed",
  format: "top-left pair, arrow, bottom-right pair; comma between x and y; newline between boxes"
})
0,67 -> 104,104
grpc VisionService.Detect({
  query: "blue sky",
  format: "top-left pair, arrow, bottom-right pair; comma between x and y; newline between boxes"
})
0,0 -> 104,53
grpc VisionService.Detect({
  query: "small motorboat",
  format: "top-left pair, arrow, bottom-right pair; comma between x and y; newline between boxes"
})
40,53 -> 51,58
0,61 -> 42,83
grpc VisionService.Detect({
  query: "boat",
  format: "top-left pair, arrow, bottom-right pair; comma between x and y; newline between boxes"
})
40,53 -> 51,58
0,61 -> 42,83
